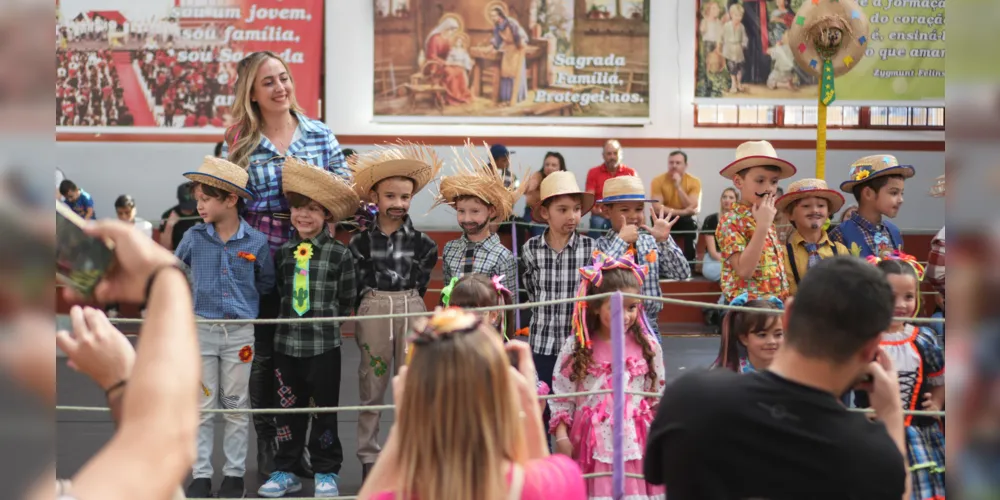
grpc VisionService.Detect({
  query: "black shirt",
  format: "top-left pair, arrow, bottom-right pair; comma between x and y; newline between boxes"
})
701,212 -> 720,254
644,369 -> 906,500
159,206 -> 202,250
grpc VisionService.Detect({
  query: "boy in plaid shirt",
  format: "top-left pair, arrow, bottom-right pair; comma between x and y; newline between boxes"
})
257,158 -> 359,498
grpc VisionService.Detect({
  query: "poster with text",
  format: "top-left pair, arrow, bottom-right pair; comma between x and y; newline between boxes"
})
56,0 -> 323,133
694,0 -> 944,102
373,0 -> 652,124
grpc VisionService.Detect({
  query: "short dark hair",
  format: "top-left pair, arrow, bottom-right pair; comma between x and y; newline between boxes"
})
852,174 -> 905,203
736,165 -> 783,179
59,179 -> 78,196
214,141 -> 224,158
785,256 -> 894,363
668,150 -> 688,163
287,192 -> 332,220
114,194 -> 136,209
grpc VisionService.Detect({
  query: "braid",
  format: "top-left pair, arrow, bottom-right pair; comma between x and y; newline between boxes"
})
569,340 -> 593,384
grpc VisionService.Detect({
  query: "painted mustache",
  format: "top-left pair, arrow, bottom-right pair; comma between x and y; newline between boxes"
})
755,191 -> 772,199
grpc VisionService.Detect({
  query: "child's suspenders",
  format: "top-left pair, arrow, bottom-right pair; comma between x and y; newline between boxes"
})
785,241 -> 839,285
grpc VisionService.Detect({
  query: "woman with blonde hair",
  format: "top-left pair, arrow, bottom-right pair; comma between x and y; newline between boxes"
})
359,308 -> 586,500
221,50 -> 350,481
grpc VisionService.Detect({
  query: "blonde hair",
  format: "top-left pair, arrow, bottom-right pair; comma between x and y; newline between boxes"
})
394,313 -> 526,500
225,51 -> 305,168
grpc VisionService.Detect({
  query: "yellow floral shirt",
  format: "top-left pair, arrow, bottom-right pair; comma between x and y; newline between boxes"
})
716,202 -> 790,302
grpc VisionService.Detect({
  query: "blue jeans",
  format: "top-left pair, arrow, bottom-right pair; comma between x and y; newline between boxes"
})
589,213 -> 612,239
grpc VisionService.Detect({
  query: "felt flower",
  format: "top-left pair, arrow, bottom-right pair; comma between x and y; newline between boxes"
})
295,242 -> 314,262
644,251 -> 656,264
852,166 -> 872,182
237,251 -> 256,262
238,345 -> 253,363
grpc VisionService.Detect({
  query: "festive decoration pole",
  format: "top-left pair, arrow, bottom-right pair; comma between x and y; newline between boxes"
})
610,291 -> 625,500
511,221 -> 521,331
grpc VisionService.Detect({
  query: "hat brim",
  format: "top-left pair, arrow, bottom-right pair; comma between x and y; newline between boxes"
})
839,165 -> 915,193
532,192 -> 596,223
719,156 -> 797,180
183,172 -> 253,200
776,189 -> 845,214
283,164 -> 359,223
353,159 -> 435,198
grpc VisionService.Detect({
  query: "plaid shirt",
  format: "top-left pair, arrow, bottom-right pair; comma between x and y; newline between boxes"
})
349,216 -> 438,302
274,231 -> 356,357
441,233 -> 517,292
521,231 -> 596,356
175,219 -> 275,320
596,231 -> 691,315
828,212 -> 902,259
221,112 -> 349,256
926,227 -> 945,298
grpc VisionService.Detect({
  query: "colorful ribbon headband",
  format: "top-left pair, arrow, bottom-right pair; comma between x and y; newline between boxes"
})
407,307 -> 482,346
571,250 -> 649,349
440,276 -> 460,307
865,250 -> 926,281
729,292 -> 785,310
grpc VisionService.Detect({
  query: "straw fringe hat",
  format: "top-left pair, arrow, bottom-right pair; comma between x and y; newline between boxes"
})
431,141 -> 527,223
719,141 -> 797,180
532,171 -> 595,223
776,178 -> 845,214
597,175 -> 657,204
351,141 -> 443,198
839,154 -> 915,193
183,156 -> 253,199
282,156 -> 361,223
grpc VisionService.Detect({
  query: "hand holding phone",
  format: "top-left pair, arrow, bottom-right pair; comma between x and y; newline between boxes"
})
56,203 -> 114,299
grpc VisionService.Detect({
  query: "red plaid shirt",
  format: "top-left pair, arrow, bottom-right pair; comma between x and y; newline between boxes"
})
926,227 -> 945,299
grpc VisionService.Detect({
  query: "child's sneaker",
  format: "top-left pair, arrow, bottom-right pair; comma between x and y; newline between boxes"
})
314,473 -> 340,498
217,476 -> 245,498
257,471 -> 302,498
185,478 -> 212,498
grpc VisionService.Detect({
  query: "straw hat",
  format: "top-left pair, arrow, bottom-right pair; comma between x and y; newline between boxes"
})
431,141 -> 527,223
351,141 -> 443,198
597,175 -> 657,204
929,174 -> 945,198
776,178 -> 845,214
787,0 -> 870,79
183,156 -> 253,199
532,171 -> 595,223
282,156 -> 361,222
719,141 -> 797,180
839,154 -> 915,193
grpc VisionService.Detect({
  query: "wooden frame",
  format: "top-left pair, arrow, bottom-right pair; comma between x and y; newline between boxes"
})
694,104 -> 945,131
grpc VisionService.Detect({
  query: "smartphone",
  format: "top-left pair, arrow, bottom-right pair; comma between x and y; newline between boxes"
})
56,202 -> 114,298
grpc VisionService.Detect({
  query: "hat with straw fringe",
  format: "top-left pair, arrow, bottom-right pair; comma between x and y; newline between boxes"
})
282,156 -> 360,223
183,156 -> 253,199
430,141 -> 527,223
350,141 -> 443,198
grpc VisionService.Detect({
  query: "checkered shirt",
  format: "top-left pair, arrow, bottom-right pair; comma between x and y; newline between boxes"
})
596,231 -> 691,315
441,233 -> 517,293
349,216 -> 438,302
828,212 -> 902,258
174,219 -> 276,320
274,231 -> 357,357
521,231 -> 596,356
926,227 -> 945,298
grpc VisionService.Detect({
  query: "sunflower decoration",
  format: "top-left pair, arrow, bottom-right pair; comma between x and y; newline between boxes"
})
295,242 -> 314,263
238,345 -> 253,363
851,165 -> 873,182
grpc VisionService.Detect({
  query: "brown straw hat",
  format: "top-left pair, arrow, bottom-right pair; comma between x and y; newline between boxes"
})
183,156 -> 253,199
839,154 -> 915,193
282,156 -> 361,223
431,141 -> 527,223
351,142 -> 443,198
719,141 -> 797,180
532,171 -> 595,223
597,175 -> 657,204
776,178 -> 845,214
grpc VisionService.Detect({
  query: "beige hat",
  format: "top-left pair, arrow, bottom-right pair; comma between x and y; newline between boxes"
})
183,156 -> 253,199
532,171 -> 595,223
597,175 -> 657,204
282,156 -> 361,223
432,141 -> 527,223
776,178 -> 845,214
839,154 -> 915,193
351,142 -> 443,198
787,0 -> 870,79
719,141 -> 797,180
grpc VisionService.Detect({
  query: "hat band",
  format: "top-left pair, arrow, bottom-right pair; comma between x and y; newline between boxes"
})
600,194 -> 648,202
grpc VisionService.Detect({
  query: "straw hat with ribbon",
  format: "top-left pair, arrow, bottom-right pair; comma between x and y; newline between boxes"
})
719,140 -> 797,180
431,141 -> 527,223
839,154 -> 916,193
351,141 -> 443,198
183,156 -> 253,199
597,175 -> 657,204
282,156 -> 361,223
532,171 -> 595,222
776,178 -> 845,214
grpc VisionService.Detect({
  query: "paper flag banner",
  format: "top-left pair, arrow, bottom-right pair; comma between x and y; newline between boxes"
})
859,35 -> 867,44
796,15 -> 805,26
851,9 -> 861,19
844,55 -> 854,67
810,59 -> 818,68
798,43 -> 807,53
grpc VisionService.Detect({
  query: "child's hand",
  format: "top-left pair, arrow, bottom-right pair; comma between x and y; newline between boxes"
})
642,208 -> 680,242
618,215 -> 639,244
751,194 -> 777,228
555,437 -> 574,457
921,392 -> 941,414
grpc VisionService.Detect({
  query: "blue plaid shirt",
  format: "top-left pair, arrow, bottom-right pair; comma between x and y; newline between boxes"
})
220,112 -> 350,213
175,219 -> 276,320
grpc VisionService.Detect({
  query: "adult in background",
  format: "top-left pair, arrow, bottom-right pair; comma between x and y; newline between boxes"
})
223,50 -> 349,477
645,257 -> 910,499
522,151 -> 567,239
158,182 -> 202,250
650,150 -> 702,269
585,139 -> 636,238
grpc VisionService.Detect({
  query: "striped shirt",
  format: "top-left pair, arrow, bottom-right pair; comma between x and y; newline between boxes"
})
174,219 -> 276,320
441,233 -> 517,293
596,231 -> 691,315
521,231 -> 596,356
349,216 -> 438,301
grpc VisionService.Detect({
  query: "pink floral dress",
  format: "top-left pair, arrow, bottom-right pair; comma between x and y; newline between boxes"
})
549,332 -> 666,500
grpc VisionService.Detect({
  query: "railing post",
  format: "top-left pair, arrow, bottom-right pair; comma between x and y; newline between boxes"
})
610,291 -> 625,500
511,220 -> 521,332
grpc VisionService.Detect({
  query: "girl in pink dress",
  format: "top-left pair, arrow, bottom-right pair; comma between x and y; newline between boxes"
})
549,252 -> 666,500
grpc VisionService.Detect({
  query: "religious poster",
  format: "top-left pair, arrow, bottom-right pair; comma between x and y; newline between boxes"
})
694,0 -> 944,102
56,0 -> 324,133
372,0 -> 652,124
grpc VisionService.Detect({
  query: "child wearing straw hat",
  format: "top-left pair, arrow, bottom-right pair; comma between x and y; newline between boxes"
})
433,142 -> 526,295
828,154 -> 913,259
717,140 -> 796,303
257,157 -> 360,498
175,156 -> 276,499
775,178 -> 849,296
347,142 -> 442,480
594,175 -> 691,336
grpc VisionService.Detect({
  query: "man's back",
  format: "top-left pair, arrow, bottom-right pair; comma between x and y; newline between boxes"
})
644,369 -> 906,500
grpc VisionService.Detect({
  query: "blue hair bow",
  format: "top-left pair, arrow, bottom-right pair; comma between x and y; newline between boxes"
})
729,292 -> 784,310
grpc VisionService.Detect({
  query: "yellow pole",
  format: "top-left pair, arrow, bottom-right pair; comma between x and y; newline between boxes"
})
816,92 -> 827,179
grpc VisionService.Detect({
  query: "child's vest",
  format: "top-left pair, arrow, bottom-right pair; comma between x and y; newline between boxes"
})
837,218 -> 903,259
785,241 -> 839,286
